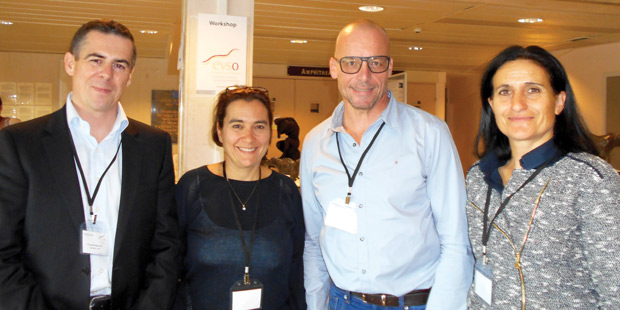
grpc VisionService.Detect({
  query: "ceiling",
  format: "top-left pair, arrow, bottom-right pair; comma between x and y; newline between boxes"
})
2,0 -> 620,73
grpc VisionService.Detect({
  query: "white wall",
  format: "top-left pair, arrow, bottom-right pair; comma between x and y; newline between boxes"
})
555,42 -> 620,135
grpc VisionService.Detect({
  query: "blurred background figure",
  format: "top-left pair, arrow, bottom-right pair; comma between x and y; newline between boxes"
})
0,97 -> 21,129
466,45 -> 620,309
175,86 -> 306,310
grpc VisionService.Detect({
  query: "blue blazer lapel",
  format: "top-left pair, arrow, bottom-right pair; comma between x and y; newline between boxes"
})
41,106 -> 86,228
114,120 -> 144,257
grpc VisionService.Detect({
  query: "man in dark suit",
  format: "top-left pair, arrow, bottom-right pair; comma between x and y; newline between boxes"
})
0,19 -> 180,310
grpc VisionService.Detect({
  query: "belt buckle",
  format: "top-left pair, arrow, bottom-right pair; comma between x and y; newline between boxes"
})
361,293 -> 388,306
89,295 -> 110,310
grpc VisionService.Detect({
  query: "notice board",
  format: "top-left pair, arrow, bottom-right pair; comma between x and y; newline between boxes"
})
151,90 -> 179,143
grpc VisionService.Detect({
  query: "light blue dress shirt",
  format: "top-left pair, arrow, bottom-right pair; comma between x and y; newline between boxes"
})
300,92 -> 473,310
66,93 -> 128,296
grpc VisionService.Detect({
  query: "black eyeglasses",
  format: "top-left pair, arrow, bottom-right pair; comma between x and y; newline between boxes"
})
334,56 -> 391,74
225,85 -> 270,98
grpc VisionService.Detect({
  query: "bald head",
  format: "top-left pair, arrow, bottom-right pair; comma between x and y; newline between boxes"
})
329,19 -> 393,114
334,19 -> 390,58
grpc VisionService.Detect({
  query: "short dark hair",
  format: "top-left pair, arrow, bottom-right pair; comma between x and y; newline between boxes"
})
211,86 -> 273,147
69,19 -> 137,68
475,45 -> 599,161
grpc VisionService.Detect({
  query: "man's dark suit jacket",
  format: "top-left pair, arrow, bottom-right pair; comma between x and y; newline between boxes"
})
0,106 -> 180,310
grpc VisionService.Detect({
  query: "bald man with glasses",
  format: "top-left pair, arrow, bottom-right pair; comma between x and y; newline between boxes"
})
300,20 -> 473,310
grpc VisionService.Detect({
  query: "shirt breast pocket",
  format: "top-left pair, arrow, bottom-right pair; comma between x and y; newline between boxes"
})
375,150 -> 427,207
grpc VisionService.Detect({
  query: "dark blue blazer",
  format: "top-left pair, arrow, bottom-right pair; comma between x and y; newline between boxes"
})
0,106 -> 180,310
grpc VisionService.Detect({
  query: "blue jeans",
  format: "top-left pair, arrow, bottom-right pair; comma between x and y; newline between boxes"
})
329,283 -> 427,310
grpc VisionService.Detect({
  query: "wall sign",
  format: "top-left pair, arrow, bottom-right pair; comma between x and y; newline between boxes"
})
288,66 -> 331,77
196,14 -> 247,93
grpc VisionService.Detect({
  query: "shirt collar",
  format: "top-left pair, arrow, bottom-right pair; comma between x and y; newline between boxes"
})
328,90 -> 399,134
65,92 -> 129,138
479,138 -> 561,191
519,139 -> 560,169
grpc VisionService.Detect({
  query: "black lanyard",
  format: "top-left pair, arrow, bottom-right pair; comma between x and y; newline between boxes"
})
223,163 -> 261,284
69,133 -> 122,225
482,151 -> 560,250
336,122 -> 385,204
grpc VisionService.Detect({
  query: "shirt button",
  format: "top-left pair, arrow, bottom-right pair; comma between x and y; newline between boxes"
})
361,270 -> 366,274
99,269 -> 104,274
360,237 -> 364,241
344,295 -> 348,300
359,204 -> 363,208
359,172 -> 363,176
353,143 -> 357,147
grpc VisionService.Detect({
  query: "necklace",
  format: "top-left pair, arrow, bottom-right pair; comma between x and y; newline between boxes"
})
222,161 -> 260,211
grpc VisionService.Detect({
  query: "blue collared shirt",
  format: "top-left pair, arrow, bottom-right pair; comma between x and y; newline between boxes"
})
300,92 -> 474,310
66,93 -> 128,296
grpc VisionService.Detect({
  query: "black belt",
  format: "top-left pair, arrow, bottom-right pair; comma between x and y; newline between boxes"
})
89,295 -> 111,310
351,288 -> 431,307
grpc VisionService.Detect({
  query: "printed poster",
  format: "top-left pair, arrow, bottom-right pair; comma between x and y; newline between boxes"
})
196,14 -> 247,93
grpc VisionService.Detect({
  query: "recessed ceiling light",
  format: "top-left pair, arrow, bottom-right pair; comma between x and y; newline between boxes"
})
408,46 -> 423,51
359,6 -> 384,12
290,39 -> 308,44
140,30 -> 158,34
1,21 -> 14,25
518,18 -> 543,24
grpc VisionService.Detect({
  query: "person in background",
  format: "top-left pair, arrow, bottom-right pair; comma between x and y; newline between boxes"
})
300,19 -> 473,310
466,45 -> 620,309
0,19 -> 179,309
0,96 -> 22,129
175,86 -> 306,309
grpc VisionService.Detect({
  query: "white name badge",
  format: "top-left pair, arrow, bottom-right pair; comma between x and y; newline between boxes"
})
81,230 -> 108,255
231,279 -> 263,310
80,221 -> 108,256
324,198 -> 358,234
474,262 -> 493,305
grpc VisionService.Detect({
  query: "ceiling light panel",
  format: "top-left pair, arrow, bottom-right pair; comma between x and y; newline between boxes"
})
359,6 -> 384,12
